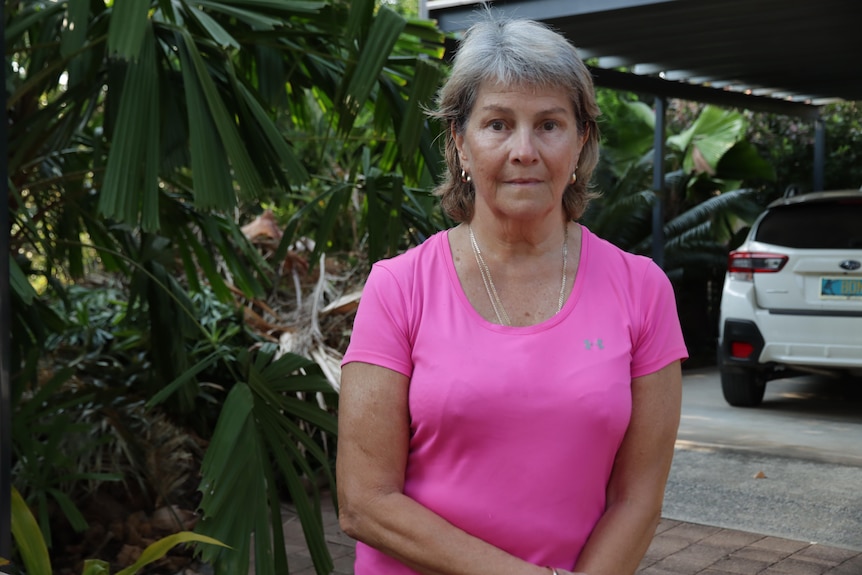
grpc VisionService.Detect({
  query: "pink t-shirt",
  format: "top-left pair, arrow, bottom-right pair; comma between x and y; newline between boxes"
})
342,226 -> 688,573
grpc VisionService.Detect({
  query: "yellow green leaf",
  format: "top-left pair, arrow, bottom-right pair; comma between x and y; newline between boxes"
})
115,532 -> 230,575
11,487 -> 52,575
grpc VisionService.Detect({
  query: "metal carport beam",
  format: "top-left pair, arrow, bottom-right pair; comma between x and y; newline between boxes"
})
587,67 -> 821,120
595,56 -> 635,68
661,70 -> 704,82
632,63 -> 668,76
425,0 -> 681,23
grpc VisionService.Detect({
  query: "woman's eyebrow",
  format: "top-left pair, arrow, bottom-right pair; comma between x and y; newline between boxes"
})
478,104 -> 570,116
477,104 -> 512,114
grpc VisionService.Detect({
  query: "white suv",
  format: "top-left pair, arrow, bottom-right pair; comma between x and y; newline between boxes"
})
717,189 -> 862,406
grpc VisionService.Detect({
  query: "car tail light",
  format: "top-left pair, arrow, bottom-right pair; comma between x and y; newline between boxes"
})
730,341 -> 755,359
727,251 -> 788,280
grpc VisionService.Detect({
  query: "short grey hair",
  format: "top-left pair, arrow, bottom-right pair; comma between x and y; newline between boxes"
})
429,15 -> 601,222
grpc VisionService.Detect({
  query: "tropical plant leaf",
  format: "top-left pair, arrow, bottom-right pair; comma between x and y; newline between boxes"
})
670,105 -> 746,173
231,0 -> 326,12
47,487 -> 88,532
178,27 -> 263,206
309,183 -> 352,266
599,98 -> 656,169
196,383 -> 266,574
264,422 -> 331,574
98,24 -> 160,229
718,140 -> 777,181
107,0 -> 150,59
10,487 -> 52,575
234,80 -> 309,186
176,221 -> 234,302
115,532 -> 229,575
397,57 -> 443,180
146,350 -> 222,409
196,350 -> 338,575
339,6 -> 406,134
196,0 -> 324,27
10,258 -> 37,305
185,4 -> 241,49
13,367 -> 75,426
81,560 -> 111,575
5,1 -> 65,41
346,0 -> 376,47
60,0 -> 90,86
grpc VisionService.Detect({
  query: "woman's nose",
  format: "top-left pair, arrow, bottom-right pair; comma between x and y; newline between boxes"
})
510,127 -> 539,164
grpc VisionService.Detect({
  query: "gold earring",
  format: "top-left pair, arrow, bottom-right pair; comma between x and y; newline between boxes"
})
461,169 -> 472,183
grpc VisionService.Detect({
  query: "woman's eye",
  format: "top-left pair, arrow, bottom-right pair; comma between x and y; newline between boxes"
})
489,120 -> 505,131
541,121 -> 558,131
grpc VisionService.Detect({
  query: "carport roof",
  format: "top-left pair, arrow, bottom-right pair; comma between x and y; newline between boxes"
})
425,0 -> 862,120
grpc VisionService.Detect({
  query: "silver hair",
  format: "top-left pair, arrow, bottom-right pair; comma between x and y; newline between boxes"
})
429,15 -> 601,222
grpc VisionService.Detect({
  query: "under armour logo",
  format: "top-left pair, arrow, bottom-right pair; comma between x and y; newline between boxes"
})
584,339 -> 604,350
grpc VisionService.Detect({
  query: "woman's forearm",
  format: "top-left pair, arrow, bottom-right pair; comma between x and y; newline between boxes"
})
571,496 -> 663,575
339,488 -> 551,575
573,363 -> 682,575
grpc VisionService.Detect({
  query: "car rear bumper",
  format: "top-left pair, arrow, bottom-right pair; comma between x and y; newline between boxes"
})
718,319 -> 766,369
720,316 -> 862,370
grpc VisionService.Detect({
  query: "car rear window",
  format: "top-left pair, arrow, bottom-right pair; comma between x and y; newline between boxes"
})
755,199 -> 862,249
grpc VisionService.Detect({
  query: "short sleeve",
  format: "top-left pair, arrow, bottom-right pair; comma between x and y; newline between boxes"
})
630,262 -> 688,378
341,262 -> 414,377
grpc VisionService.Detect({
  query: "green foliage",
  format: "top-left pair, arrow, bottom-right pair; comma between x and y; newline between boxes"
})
268,2 -> 449,266
6,0 -> 449,572
588,91 -> 773,278
11,282 -> 250,546
11,365 -> 119,547
377,0 -> 419,17
8,486 -> 51,575
4,487 -> 228,575
11,264 -> 339,572
194,349 -> 339,575
744,100 -> 862,196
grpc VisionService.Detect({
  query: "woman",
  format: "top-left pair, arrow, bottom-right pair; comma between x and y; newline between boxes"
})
336,14 -> 687,575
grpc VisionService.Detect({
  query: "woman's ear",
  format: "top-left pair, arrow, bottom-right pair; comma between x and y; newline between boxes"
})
453,123 -> 468,170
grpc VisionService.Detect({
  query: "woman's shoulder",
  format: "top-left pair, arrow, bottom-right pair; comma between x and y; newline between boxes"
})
581,226 -> 656,271
367,229 -> 450,285
580,226 -> 673,301
358,230 -> 452,325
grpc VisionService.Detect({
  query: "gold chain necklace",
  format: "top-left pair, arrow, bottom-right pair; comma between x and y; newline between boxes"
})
468,224 -> 569,326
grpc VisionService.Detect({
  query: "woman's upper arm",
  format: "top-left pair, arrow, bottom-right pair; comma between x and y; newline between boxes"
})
337,361 -> 411,505
607,360 -> 682,506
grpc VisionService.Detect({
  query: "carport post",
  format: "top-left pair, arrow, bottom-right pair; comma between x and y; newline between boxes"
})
652,95 -> 667,268
1,16 -> 11,557
814,115 -> 825,191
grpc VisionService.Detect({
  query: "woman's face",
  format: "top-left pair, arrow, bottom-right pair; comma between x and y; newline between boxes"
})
454,81 -> 586,222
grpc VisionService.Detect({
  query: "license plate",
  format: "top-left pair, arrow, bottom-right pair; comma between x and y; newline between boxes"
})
820,277 -> 862,299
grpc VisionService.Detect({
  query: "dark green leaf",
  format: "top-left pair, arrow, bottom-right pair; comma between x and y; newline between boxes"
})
98,24 -> 160,229
185,4 -> 241,49
339,7 -> 406,134
107,0 -> 150,60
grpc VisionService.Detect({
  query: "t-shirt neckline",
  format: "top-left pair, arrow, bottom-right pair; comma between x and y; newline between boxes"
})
441,225 -> 589,333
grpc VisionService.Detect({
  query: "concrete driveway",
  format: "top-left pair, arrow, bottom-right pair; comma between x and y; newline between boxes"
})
666,368 -> 862,551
